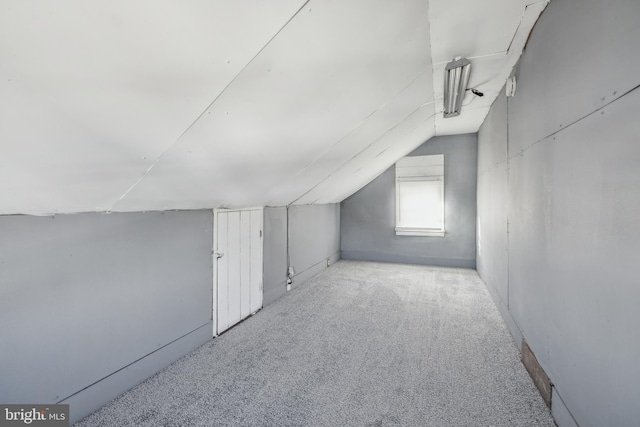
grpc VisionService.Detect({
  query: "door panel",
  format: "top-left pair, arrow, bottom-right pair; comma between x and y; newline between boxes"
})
227,211 -> 241,327
217,212 -> 229,333
215,209 -> 263,335
240,210 -> 252,319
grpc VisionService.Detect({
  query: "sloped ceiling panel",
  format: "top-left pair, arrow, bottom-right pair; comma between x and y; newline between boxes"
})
113,0 -> 432,212
431,0 -> 549,135
266,68 -> 434,207
295,0 -> 549,203
0,0 -> 306,214
0,0 -> 550,214
296,104 -> 437,204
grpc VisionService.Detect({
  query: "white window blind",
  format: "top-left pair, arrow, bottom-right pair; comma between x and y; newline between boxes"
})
395,154 -> 444,237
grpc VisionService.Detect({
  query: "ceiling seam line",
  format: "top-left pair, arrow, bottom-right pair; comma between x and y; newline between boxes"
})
330,110 -> 438,203
298,67 -> 433,173
505,5 -> 528,53
506,1 -> 549,54
288,105 -> 437,206
169,0 -> 312,145
264,67 -> 432,205
284,4 -> 437,206
426,1 -> 440,136
108,0 -> 312,212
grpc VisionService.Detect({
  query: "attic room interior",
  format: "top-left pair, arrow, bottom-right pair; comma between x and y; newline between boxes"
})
1,0 -> 638,426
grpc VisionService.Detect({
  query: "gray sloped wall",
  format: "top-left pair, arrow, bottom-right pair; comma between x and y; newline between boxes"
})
263,207 -> 289,306
0,204 -> 341,424
477,0 -> 640,426
288,204 -> 341,287
0,211 -> 214,424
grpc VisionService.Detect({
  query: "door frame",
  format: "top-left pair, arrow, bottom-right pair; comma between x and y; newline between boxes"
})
212,207 -> 264,337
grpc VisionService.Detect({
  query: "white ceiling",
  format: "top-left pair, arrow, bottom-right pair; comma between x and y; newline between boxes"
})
0,0 -> 549,214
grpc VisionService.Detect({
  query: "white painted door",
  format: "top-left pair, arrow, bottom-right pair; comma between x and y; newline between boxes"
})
214,209 -> 263,335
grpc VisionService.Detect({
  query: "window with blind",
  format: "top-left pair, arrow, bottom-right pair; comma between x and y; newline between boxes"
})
395,154 -> 444,237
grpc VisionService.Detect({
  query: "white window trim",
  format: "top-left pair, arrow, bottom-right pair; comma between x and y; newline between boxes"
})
395,156 -> 445,237
394,227 -> 445,237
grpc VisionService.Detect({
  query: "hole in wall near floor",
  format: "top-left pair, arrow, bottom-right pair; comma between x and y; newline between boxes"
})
521,339 -> 552,408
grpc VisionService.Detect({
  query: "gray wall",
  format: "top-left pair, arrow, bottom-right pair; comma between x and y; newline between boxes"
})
0,211 -> 214,424
477,0 -> 640,426
263,207 -> 288,306
263,204 -> 341,304
341,134 -> 477,268
288,204 -> 341,288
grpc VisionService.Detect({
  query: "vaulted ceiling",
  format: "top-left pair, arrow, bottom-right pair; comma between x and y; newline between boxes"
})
0,0 -> 548,214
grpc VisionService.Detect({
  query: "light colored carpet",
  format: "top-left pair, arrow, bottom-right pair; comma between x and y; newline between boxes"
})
76,260 -> 555,426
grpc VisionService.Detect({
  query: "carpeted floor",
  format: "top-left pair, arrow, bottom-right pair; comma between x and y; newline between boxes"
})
76,260 -> 555,426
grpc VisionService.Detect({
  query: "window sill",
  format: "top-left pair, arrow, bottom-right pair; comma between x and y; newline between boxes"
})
395,227 -> 445,237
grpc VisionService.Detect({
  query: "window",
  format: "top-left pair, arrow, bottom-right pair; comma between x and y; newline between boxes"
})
395,154 -> 444,237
